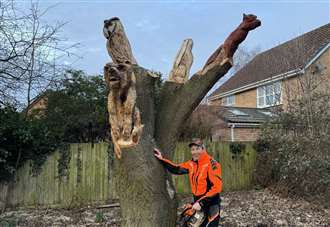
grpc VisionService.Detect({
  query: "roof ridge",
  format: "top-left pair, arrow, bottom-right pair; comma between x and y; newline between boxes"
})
260,23 -> 330,55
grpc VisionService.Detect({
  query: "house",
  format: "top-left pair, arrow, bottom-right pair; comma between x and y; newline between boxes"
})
26,91 -> 50,116
186,104 -> 275,142
205,23 -> 330,141
189,104 -> 274,142
211,106 -> 274,142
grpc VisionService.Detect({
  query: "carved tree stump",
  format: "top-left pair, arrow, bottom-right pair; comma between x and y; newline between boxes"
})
102,15 -> 260,227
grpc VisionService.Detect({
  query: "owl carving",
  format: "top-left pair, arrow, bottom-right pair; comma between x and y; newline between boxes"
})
103,17 -> 137,65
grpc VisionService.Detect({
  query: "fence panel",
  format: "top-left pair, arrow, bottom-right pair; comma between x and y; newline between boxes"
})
0,142 -> 256,208
173,141 -> 257,193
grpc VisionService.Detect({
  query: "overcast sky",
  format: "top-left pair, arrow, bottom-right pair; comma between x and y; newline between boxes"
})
21,0 -> 329,81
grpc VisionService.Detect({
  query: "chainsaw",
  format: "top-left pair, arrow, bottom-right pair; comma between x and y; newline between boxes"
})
177,203 -> 205,227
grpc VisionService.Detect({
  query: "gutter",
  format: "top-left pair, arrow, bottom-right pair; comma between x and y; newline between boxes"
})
228,122 -> 261,128
304,42 -> 330,70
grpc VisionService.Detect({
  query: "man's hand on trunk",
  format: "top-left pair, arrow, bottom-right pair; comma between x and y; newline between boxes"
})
153,148 -> 163,159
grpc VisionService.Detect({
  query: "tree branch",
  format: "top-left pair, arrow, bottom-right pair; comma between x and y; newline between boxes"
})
155,55 -> 232,155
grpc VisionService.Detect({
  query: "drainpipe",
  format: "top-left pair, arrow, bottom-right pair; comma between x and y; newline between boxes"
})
230,123 -> 235,142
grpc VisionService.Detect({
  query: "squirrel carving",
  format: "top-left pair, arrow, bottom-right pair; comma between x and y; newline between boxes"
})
201,14 -> 261,74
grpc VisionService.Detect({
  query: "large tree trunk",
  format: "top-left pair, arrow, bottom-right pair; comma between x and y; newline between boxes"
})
103,15 -> 261,227
113,137 -> 178,226
112,67 -> 177,226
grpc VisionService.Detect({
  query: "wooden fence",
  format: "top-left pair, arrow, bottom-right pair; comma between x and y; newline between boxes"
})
173,141 -> 257,194
0,142 -> 257,209
0,143 -> 116,209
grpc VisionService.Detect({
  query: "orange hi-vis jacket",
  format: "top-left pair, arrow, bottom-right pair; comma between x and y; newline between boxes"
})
159,151 -> 222,207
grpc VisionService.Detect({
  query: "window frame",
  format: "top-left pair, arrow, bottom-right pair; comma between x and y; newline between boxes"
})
257,81 -> 282,108
223,95 -> 235,106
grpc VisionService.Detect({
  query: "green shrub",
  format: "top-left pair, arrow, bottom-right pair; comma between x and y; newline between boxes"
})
229,142 -> 246,159
0,105 -> 58,181
254,92 -> 330,208
95,211 -> 105,223
0,70 -> 111,181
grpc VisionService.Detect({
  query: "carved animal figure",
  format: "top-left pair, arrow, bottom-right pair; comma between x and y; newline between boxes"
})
103,17 -> 137,64
104,62 -> 143,159
222,14 -> 261,61
168,39 -> 193,83
202,14 -> 261,72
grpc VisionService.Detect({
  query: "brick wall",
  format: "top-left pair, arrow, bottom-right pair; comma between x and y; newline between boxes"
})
235,89 -> 257,108
208,98 -> 222,105
232,127 -> 261,141
282,48 -> 330,110
212,120 -> 261,142
208,88 -> 257,108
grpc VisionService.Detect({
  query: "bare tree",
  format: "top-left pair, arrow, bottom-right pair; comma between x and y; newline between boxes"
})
232,45 -> 261,73
0,0 -> 79,108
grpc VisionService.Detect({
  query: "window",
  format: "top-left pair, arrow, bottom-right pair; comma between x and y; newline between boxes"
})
257,81 -> 281,108
223,95 -> 235,106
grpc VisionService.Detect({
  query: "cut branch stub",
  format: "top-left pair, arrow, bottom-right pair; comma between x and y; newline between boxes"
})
198,45 -> 229,76
103,17 -> 137,64
168,39 -> 193,83
104,62 -> 143,159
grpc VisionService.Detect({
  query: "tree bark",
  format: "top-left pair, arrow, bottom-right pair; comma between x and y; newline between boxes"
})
103,16 -> 260,227
112,67 -> 177,226
155,59 -> 232,156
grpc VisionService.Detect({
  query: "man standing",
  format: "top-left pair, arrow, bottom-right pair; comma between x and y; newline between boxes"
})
154,138 -> 222,227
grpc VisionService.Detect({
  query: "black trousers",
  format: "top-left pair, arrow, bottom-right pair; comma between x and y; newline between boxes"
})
200,203 -> 220,227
